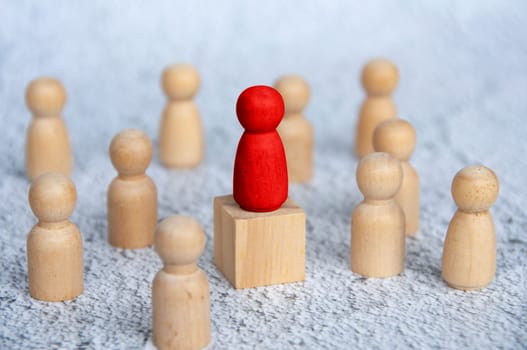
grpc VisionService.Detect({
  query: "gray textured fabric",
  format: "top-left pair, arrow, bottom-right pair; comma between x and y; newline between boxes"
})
1,1 -> 526,349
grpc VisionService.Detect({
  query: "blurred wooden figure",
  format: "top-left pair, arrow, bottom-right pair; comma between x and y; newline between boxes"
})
351,152 -> 405,277
27,173 -> 83,301
108,129 -> 157,249
152,215 -> 211,350
373,119 -> 419,236
159,64 -> 204,168
25,77 -> 73,180
442,165 -> 499,291
355,59 -> 399,157
274,75 -> 314,183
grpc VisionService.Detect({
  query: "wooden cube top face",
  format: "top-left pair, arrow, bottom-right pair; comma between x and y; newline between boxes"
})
214,195 -> 306,289
217,195 -> 304,219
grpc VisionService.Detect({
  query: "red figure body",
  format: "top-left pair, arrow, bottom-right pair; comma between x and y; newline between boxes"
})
233,86 -> 288,212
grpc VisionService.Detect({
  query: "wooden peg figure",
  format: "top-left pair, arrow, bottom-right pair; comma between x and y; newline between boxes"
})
159,64 -> 204,168
442,165 -> 499,291
27,173 -> 83,301
108,129 -> 157,249
355,59 -> 399,157
152,215 -> 211,350
25,77 -> 73,180
373,119 -> 419,236
274,75 -> 314,183
213,85 -> 306,289
351,152 -> 405,277
233,85 -> 288,212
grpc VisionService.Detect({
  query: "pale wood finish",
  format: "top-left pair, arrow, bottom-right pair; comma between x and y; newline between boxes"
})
27,173 -> 83,301
25,77 -> 73,180
108,129 -> 157,249
274,75 -> 314,183
214,195 -> 306,289
152,215 -> 210,350
159,64 -> 204,168
355,59 -> 399,157
442,165 -> 499,290
373,119 -> 419,235
351,152 -> 405,277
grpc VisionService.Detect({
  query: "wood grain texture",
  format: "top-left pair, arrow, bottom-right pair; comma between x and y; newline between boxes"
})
26,173 -> 83,301
351,152 -> 405,277
214,195 -> 306,289
108,129 -> 157,249
152,216 -> 210,350
442,165 -> 499,290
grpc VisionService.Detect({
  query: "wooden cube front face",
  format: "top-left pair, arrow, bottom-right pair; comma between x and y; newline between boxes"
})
214,195 -> 306,289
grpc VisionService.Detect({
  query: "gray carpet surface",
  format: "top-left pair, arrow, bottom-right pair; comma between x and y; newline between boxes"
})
1,1 -> 526,349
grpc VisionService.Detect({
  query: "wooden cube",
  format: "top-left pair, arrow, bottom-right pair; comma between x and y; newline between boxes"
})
213,195 -> 306,289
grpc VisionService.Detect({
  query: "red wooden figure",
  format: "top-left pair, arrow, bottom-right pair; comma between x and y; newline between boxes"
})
233,85 -> 288,212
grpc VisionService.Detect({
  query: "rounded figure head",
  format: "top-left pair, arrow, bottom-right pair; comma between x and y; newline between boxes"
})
274,75 -> 310,114
161,64 -> 200,101
29,173 -> 76,223
236,85 -> 285,132
110,129 -> 153,176
373,119 -> 416,161
361,59 -> 399,96
154,215 -> 206,266
451,165 -> 499,212
26,77 -> 67,117
356,152 -> 403,200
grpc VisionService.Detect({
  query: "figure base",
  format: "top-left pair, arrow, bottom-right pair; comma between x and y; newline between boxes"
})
213,195 -> 306,289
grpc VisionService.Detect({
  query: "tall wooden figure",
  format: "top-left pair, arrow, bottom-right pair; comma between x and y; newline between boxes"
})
27,173 -> 83,301
25,77 -> 73,180
152,215 -> 211,350
354,59 -> 399,158
274,75 -> 314,183
442,165 -> 499,290
373,119 -> 419,236
214,85 -> 306,289
159,64 -> 204,168
108,129 -> 157,249
351,152 -> 405,277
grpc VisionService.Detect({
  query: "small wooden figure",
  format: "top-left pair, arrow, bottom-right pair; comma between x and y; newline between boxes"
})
108,129 -> 157,249
26,173 -> 83,301
351,152 -> 405,277
159,64 -> 204,168
274,75 -> 314,183
442,165 -> 499,291
213,86 -> 306,289
354,59 -> 399,158
25,77 -> 73,180
373,119 -> 419,236
234,85 -> 288,212
152,215 -> 211,350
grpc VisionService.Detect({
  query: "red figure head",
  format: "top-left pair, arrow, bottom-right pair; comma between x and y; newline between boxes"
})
236,86 -> 285,132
